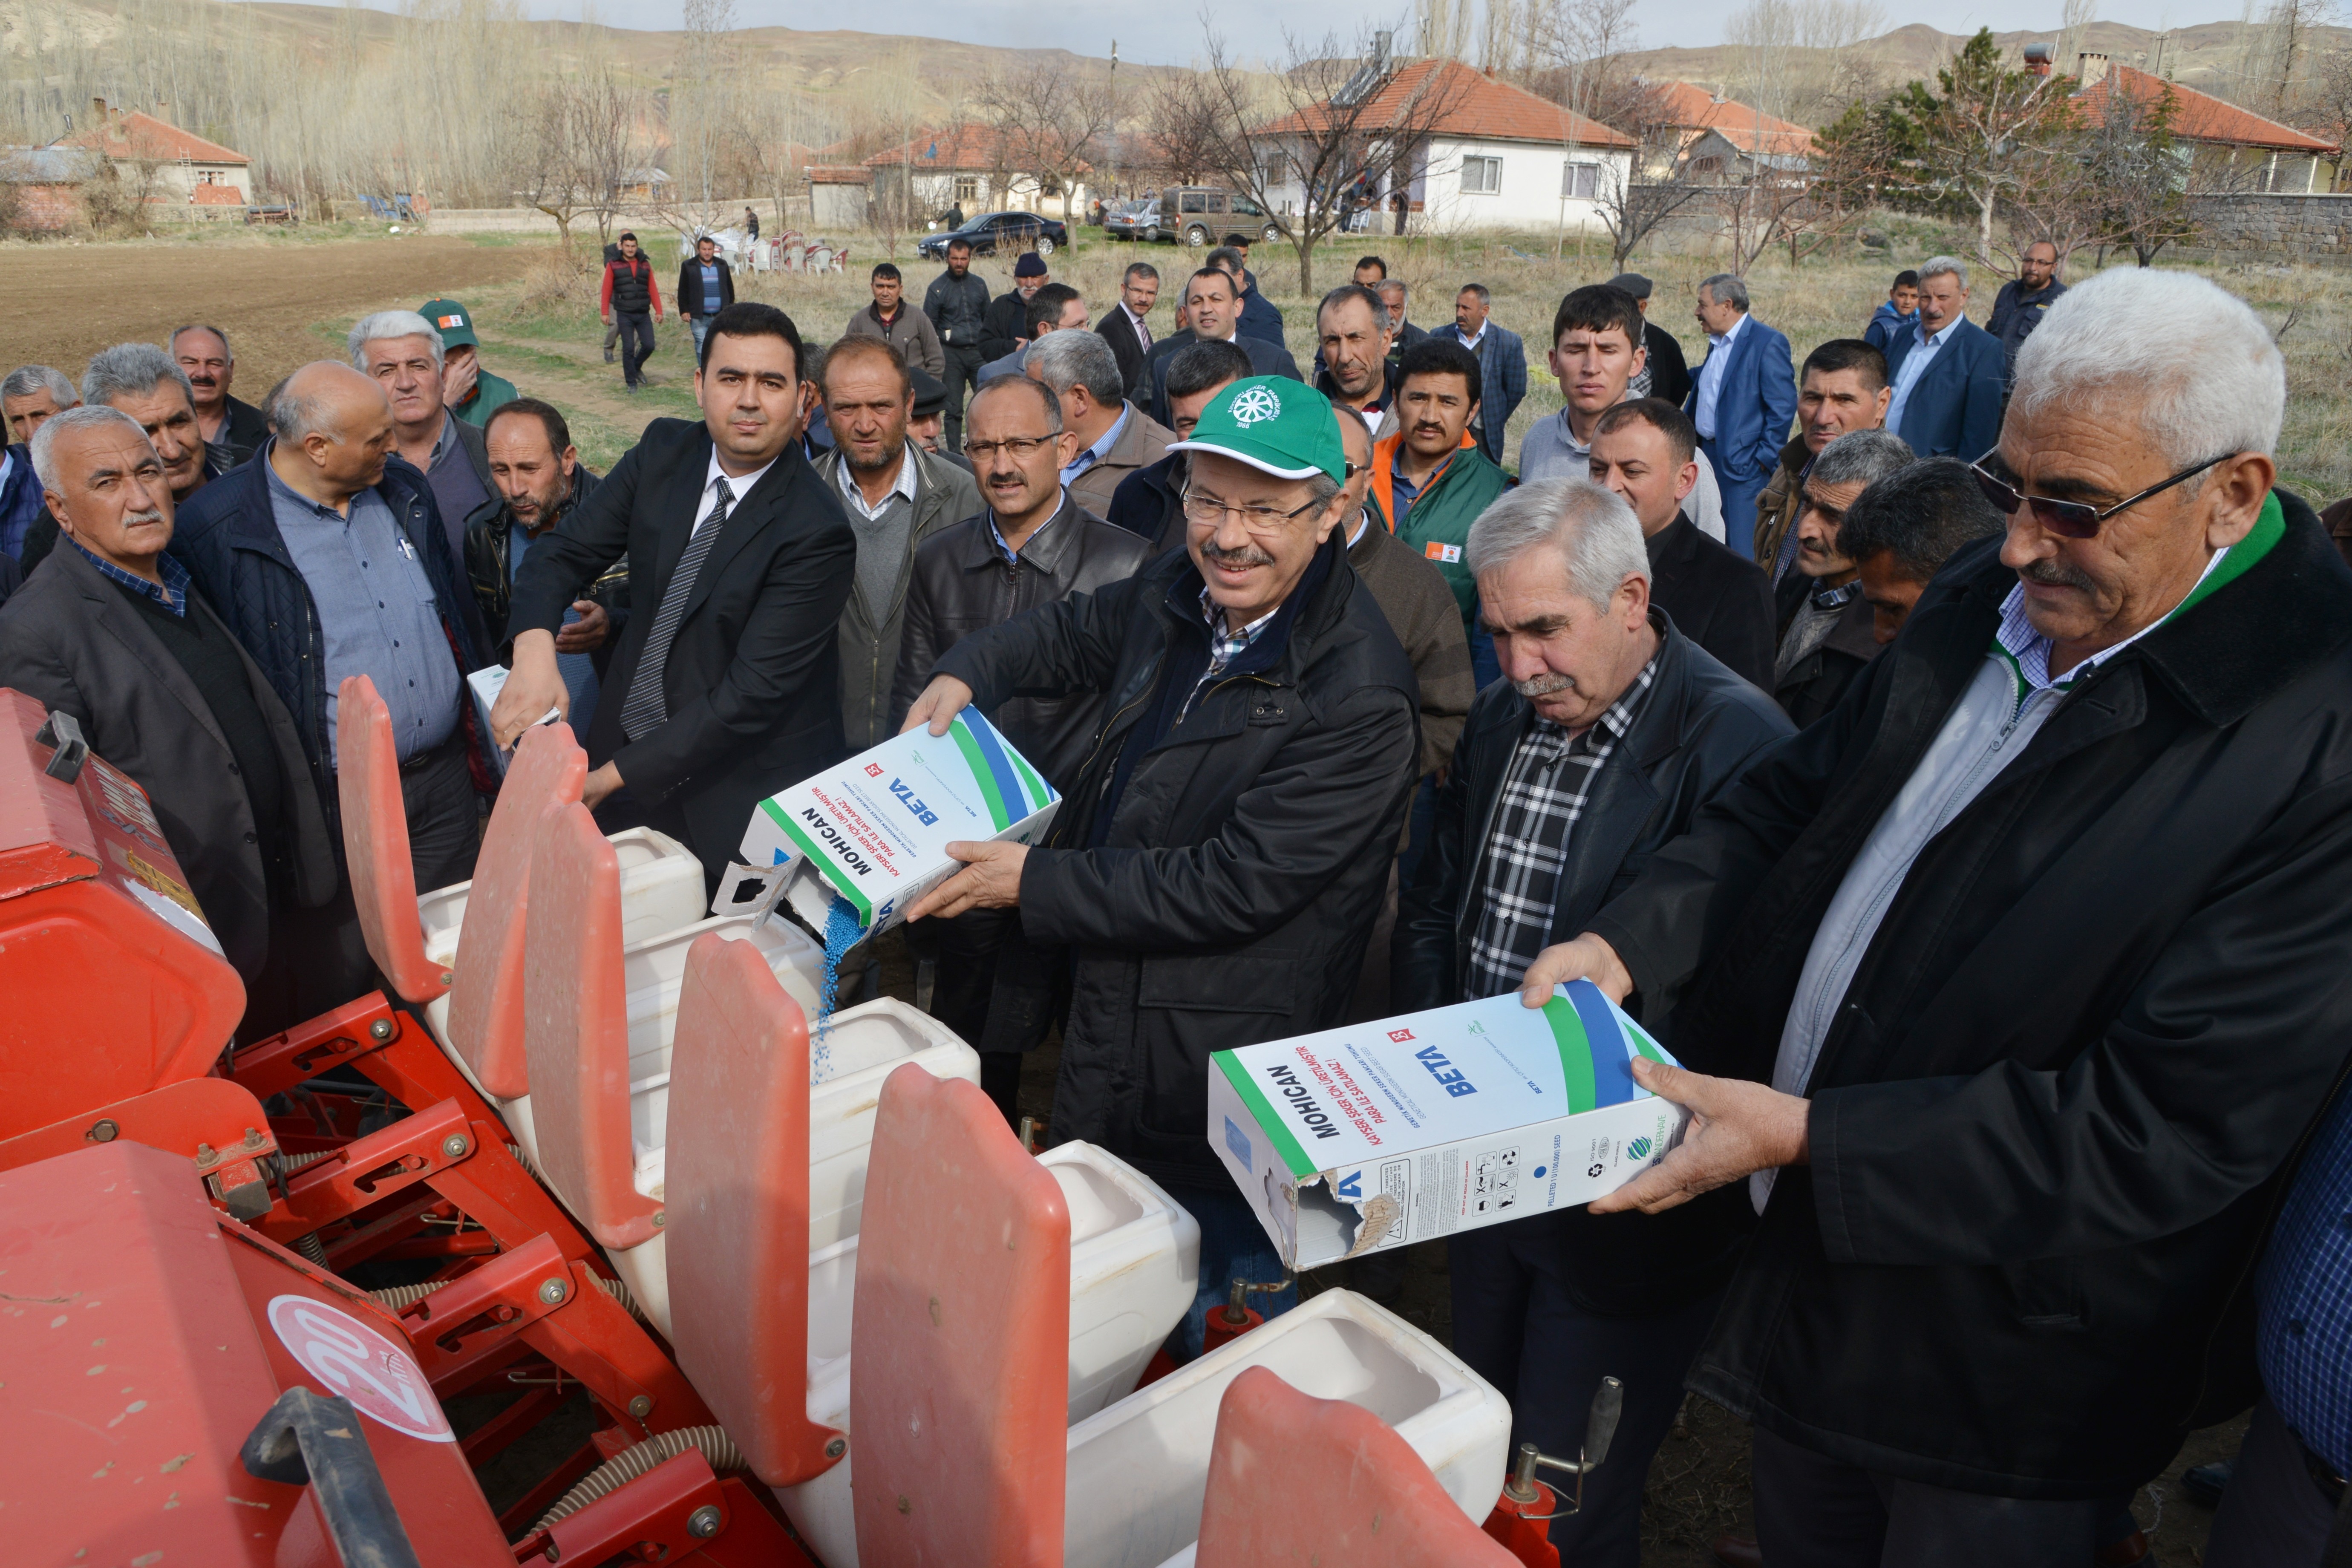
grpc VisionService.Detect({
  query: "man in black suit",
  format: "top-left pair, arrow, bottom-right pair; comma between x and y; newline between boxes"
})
1096,261 -> 1159,395
1143,268 -> 1299,427
1604,274 -> 1691,409
493,302 -> 857,891
1588,398 -> 1774,690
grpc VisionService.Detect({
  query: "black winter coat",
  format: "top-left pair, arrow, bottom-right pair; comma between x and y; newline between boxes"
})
934,534 -> 1420,1187
923,269 -> 992,350
1586,493 -> 2352,1496
1106,453 -> 1186,555
171,444 -> 490,816
891,496 -> 1152,789
1397,616 -> 1793,1312
1646,515 -> 1776,692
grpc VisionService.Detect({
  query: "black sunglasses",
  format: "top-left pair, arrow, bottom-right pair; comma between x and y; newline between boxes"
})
1970,453 -> 2231,540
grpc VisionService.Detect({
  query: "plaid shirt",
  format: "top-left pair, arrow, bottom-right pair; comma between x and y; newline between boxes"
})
1184,587 -> 1279,719
70,536 -> 190,617
1466,655 -> 1660,998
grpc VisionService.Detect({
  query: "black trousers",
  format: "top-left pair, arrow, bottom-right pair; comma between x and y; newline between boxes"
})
1751,1424 -> 2106,1566
905,906 -> 1022,1124
941,344 -> 984,450
399,730 -> 480,894
614,310 -> 656,387
1448,1216 -> 1722,1568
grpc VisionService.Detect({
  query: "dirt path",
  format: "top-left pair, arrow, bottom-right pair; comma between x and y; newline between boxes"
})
0,233 -> 537,394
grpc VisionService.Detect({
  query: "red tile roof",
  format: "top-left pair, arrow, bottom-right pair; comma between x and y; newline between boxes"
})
1256,59 -> 1633,149
863,124 -> 1090,174
2075,65 -> 2338,154
1651,81 -> 1816,156
189,183 -> 245,205
58,110 -> 248,166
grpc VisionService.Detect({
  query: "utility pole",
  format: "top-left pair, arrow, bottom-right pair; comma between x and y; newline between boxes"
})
1110,40 -> 1120,204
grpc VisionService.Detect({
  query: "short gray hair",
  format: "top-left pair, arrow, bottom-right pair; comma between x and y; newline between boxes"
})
268,365 -> 350,445
29,404 -> 152,492
1465,478 -> 1650,611
970,372 -> 1064,436
1377,279 -> 1409,310
1026,329 -> 1125,409
347,310 -> 445,372
1918,254 -> 1968,290
2,364 -> 78,406
1317,283 -> 1391,336
171,323 -> 233,364
1698,273 -> 1749,313
1810,428 -> 1915,491
83,343 -> 195,413
2009,268 -> 2285,467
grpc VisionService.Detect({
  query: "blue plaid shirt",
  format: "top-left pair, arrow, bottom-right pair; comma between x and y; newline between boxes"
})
2260,1087 -> 2352,1478
69,536 -> 190,617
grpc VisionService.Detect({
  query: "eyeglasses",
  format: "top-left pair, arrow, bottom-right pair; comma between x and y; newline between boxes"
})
1970,453 -> 2232,540
1180,490 -> 1326,532
964,436 -> 1054,461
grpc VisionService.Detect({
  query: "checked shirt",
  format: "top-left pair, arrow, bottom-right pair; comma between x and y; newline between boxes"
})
1465,655 -> 1659,999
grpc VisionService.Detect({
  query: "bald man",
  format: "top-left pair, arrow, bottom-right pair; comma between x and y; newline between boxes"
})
173,361 -> 490,904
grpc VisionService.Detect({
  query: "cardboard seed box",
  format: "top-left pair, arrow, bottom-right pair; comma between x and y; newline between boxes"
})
736,709 -> 1060,938
1209,982 -> 1691,1269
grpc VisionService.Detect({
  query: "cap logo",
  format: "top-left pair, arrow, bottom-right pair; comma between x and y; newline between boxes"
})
1230,386 -> 1282,426
437,314 -> 464,329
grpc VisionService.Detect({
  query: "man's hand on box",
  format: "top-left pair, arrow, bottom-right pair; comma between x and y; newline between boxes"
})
900,674 -> 975,737
1587,1059 -> 1810,1216
491,631 -> 569,749
1518,932 -> 1634,1009
906,840 -> 1027,921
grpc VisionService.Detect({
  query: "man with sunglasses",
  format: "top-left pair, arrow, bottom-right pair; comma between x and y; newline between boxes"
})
1513,266 -> 2352,1564
896,377 -> 1419,1362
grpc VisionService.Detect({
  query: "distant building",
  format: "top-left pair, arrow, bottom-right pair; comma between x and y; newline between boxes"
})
1252,56 -> 1635,235
807,165 -> 872,230
2061,52 -> 2341,193
1642,82 -> 1817,182
0,147 -> 105,230
55,100 -> 251,205
863,125 -> 1090,218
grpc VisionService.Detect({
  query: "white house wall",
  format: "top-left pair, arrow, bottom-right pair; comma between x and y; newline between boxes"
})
1419,136 -> 1627,233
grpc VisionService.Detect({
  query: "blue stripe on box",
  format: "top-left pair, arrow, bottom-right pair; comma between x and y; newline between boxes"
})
961,709 -> 1035,818
1568,980 -> 1639,1107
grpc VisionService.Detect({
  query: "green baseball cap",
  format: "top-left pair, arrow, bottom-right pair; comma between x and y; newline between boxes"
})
419,298 -> 478,352
1165,376 -> 1344,484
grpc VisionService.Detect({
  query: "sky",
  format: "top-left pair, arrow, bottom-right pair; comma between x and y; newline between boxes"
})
491,0 -> 2158,69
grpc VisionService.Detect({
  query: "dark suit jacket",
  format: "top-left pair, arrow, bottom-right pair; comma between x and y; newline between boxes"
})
1146,333 -> 1300,427
1685,315 -> 1797,486
506,419 -> 856,885
0,544 -> 335,979
1885,316 -> 2005,461
1643,320 -> 1692,409
1096,303 -> 1153,394
1646,515 -> 1775,690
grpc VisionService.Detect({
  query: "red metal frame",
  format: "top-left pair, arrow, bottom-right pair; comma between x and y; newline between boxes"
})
0,1074 -> 281,1218
507,1450 -> 816,1567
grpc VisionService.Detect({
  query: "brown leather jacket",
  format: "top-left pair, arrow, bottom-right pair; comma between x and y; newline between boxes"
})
1752,434 -> 1813,569
888,493 -> 1153,789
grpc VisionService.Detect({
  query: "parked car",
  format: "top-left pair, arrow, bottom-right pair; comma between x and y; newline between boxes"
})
914,210 -> 1071,259
1145,187 -> 1283,247
1102,199 -> 1158,242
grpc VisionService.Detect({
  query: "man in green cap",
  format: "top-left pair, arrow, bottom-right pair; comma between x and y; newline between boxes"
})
896,375 -> 1421,1361
419,298 -> 520,429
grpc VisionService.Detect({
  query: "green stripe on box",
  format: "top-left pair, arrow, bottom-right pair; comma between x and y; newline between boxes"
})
1624,1016 -> 1669,1066
948,720 -> 1013,830
1543,995 -> 1599,1114
768,801 -> 874,923
1218,1052 -> 1319,1179
1007,745 -> 1054,815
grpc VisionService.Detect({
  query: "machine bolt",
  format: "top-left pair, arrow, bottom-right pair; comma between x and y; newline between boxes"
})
440,971 -> 455,987
686,1505 -> 722,1539
244,1127 -> 263,1148
825,1437 -> 847,1459
627,1395 -> 653,1419
87,1119 -> 119,1143
543,1545 -> 561,1564
538,1277 -> 567,1306
441,1133 -> 470,1159
195,1142 -> 218,1167
368,1017 -> 394,1042
652,1211 -> 665,1228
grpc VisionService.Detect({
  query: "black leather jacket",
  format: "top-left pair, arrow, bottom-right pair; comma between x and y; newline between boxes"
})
890,493 -> 1151,789
462,465 -> 623,661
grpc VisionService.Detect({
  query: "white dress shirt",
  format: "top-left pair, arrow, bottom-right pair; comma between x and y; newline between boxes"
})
1119,302 -> 1150,355
1691,310 -> 1749,441
698,448 -> 781,534
834,441 -> 918,522
1885,317 -> 1962,434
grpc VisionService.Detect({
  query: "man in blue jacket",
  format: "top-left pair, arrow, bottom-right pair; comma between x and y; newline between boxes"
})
1685,274 -> 1795,546
1862,270 -> 1919,353
1447,282 -> 1526,467
1884,256 -> 2006,462
172,360 -> 489,897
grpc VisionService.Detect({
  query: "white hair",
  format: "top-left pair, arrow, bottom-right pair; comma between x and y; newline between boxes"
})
1918,254 -> 1968,290
346,310 -> 445,372
1465,478 -> 1649,611
30,404 -> 153,492
2009,268 -> 2285,466
2,364 -> 78,406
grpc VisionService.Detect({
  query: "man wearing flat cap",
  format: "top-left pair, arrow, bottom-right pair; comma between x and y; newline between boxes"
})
1607,273 -> 1691,409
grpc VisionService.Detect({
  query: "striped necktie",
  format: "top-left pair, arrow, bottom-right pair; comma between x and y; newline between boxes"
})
619,477 -> 732,741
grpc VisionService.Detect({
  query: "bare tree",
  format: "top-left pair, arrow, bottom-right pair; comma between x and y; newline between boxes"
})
1197,25 -> 1476,295
1142,69 -> 1236,187
507,67 -> 643,252
975,57 -> 1118,227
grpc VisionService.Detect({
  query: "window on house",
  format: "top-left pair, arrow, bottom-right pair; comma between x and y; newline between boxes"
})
1460,155 -> 1502,195
1561,161 -> 1598,199
953,175 -> 978,202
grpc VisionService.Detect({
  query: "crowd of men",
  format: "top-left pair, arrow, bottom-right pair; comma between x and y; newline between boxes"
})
1,237 -> 2347,1568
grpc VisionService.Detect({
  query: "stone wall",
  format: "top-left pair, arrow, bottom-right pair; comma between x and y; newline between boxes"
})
2182,193 -> 2352,257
